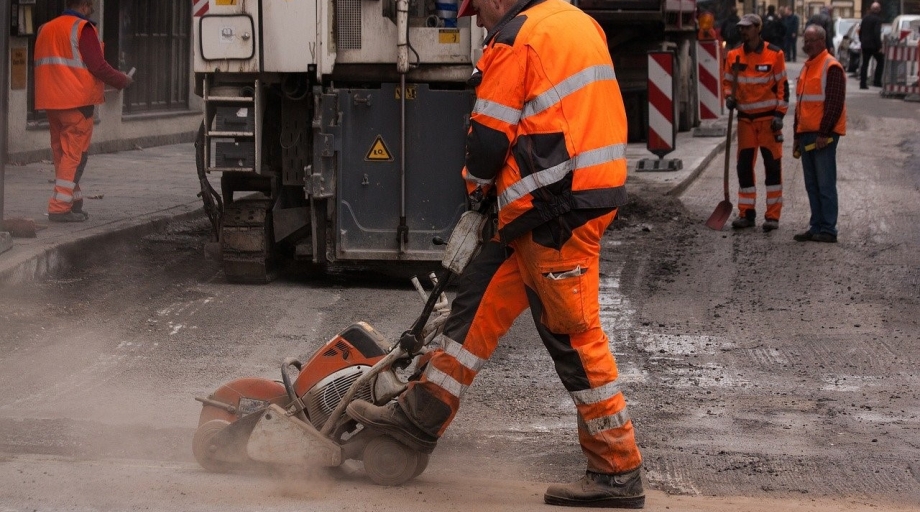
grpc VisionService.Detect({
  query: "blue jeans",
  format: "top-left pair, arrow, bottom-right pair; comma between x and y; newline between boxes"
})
799,133 -> 839,236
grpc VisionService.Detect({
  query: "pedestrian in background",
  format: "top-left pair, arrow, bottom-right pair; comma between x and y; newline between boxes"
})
783,6 -> 800,61
723,14 -> 789,232
347,0 -> 646,508
33,0 -> 133,223
720,6 -> 742,49
858,2 -> 884,89
806,6 -> 834,54
762,5 -> 787,47
793,25 -> 846,243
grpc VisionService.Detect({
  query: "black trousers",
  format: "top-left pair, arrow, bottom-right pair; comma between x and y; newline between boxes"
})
860,49 -> 884,87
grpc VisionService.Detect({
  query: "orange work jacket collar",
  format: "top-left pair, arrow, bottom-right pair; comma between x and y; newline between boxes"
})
805,49 -> 830,64
742,40 -> 766,54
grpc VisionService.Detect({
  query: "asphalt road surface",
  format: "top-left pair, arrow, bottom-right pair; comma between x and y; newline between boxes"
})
1,78 -> 918,511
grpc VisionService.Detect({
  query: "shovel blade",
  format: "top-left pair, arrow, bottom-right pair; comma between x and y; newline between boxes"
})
705,200 -> 733,230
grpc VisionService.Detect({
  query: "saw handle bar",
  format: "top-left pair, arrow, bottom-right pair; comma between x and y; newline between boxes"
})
281,357 -> 310,423
399,268 -> 453,354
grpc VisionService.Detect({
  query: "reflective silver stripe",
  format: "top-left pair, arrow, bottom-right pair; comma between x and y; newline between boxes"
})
424,366 -> 466,399
442,336 -> 487,373
774,70 -> 787,81
765,184 -> 783,192
56,179 -> 77,189
799,94 -> 824,101
571,380 -> 621,406
777,100 -> 789,108
35,21 -> 87,70
724,72 -> 734,81
738,197 -> 756,205
498,143 -> 626,209
766,197 -> 783,204
473,98 -> 522,126
583,408 -> 631,435
52,192 -> 74,203
797,58 -> 832,105
739,186 -> 757,194
522,65 -> 617,119
739,99 -> 780,110
73,190 -> 83,200
736,75 -> 776,84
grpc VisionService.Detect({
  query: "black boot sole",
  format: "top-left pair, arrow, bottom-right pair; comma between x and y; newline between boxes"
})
544,494 -> 645,509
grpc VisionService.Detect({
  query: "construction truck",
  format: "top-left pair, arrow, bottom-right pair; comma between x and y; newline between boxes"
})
192,0 -> 701,283
579,0 -> 702,140
193,0 -> 476,282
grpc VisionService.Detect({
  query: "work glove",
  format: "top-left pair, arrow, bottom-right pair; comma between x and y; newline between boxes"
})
725,95 -> 736,110
771,116 -> 783,132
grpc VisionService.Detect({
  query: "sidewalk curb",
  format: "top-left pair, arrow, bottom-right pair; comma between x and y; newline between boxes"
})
665,137 -> 727,197
0,204 -> 203,287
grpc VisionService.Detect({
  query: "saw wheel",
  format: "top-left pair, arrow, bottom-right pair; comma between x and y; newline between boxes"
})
362,435 -> 422,486
192,419 -> 235,473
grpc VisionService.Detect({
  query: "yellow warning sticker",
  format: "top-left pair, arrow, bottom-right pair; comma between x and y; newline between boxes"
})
394,85 -> 417,100
439,29 -> 460,44
365,135 -> 394,162
215,0 -> 237,5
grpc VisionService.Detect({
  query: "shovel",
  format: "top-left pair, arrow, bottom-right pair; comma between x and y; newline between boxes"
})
705,56 -> 740,231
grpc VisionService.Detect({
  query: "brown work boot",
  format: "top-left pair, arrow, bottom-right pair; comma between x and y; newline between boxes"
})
346,400 -> 438,454
544,468 -> 645,509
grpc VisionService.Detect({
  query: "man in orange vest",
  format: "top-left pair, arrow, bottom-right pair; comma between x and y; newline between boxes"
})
793,25 -> 846,243
33,0 -> 133,222
722,13 -> 789,232
348,0 -> 644,507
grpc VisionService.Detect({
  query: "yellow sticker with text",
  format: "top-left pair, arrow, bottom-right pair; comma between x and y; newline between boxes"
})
365,136 -> 394,162
439,29 -> 460,44
394,85 -> 417,100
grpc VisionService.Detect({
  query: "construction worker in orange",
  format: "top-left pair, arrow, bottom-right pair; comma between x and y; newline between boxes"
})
722,13 -> 789,232
792,25 -> 846,243
33,0 -> 133,223
347,0 -> 644,508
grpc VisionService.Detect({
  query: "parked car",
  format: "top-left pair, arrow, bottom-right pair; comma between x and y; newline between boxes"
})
837,21 -> 861,73
832,17 -> 860,52
888,14 -> 920,45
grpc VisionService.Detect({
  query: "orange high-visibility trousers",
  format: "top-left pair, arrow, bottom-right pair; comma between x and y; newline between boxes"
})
736,117 -> 783,221
398,209 -> 643,474
46,108 -> 93,214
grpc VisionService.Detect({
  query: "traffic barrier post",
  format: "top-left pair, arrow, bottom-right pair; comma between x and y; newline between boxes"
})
880,39 -> 920,98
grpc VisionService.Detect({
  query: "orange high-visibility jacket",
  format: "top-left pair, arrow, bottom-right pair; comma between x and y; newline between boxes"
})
723,41 -> 789,117
795,50 -> 847,135
34,15 -> 105,110
462,0 -> 628,242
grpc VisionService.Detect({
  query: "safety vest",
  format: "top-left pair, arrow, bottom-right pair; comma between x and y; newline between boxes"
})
723,41 -> 789,117
795,50 -> 847,135
462,0 -> 628,242
34,15 -> 105,110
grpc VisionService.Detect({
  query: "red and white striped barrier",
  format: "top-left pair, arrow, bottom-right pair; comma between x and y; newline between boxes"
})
881,41 -> 919,97
647,51 -> 676,158
697,40 -> 721,120
193,0 -> 209,17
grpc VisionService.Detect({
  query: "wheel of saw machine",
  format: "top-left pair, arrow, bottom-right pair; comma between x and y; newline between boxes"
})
192,419 -> 235,473
362,435 -> 422,486
412,452 -> 430,479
